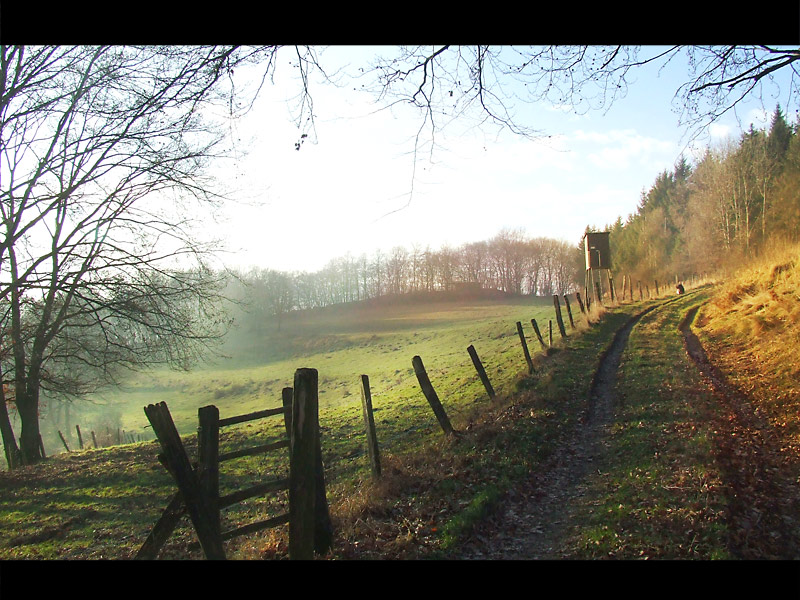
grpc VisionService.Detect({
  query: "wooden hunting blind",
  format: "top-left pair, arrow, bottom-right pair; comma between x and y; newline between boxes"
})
583,231 -> 615,306
584,232 -> 611,270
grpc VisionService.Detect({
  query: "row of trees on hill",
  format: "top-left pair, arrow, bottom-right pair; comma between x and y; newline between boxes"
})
226,230 -> 582,328
607,105 -> 800,282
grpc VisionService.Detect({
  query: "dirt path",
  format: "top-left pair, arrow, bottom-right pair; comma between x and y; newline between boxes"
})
453,304 -> 658,559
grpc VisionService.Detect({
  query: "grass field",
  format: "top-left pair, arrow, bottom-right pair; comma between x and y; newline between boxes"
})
74,291 -> 573,458
9,248 -> 797,561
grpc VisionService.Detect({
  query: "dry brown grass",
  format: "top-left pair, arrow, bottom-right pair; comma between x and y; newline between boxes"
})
696,241 -> 800,451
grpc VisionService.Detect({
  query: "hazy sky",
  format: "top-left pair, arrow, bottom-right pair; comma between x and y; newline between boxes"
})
206,46 -> 795,274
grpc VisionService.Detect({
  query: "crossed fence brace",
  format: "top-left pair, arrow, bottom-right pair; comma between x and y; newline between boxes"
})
136,368 -> 332,560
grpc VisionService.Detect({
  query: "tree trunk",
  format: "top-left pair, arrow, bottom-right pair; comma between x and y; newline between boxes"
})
0,360 -> 21,469
16,385 -> 44,465
0,394 -> 20,470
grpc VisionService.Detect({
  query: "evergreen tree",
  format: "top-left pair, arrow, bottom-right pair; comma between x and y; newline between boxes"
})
767,104 -> 793,170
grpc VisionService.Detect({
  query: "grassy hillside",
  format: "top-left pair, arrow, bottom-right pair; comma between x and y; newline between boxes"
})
80,291 -> 564,441
695,242 -> 800,452
5,250 -> 797,561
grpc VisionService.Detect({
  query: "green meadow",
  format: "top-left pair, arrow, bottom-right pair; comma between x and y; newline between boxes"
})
76,291 -> 571,483
6,286 -> 742,560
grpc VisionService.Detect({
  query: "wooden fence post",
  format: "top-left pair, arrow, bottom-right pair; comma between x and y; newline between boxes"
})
91,430 -> 98,449
289,369 -> 319,560
467,344 -> 495,399
144,402 -> 226,560
76,425 -> 84,450
359,375 -> 382,479
284,382 -> 333,556
412,355 -> 456,436
610,277 -> 616,303
563,295 -> 575,329
58,430 -> 70,452
197,405 -> 221,545
549,320 -> 553,346
553,296 -> 567,338
515,321 -> 534,373
530,319 -> 546,350
575,292 -> 586,314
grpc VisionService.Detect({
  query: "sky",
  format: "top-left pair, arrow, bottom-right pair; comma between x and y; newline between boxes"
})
204,46 -> 796,274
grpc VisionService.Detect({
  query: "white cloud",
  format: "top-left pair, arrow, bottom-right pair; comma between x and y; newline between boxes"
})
709,122 -> 732,139
570,128 -> 677,171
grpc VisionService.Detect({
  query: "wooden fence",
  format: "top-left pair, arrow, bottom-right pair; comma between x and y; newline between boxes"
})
392,286 -> 660,445
367,282 -> 675,466
9,284 -> 694,557
354,292 -> 599,481
137,367 -> 332,560
51,424 -> 150,456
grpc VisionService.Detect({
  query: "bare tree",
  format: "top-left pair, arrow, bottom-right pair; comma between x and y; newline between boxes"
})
0,45 -> 289,465
487,228 -> 528,294
245,268 -> 295,330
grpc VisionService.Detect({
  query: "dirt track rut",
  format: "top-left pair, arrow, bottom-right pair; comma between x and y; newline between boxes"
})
453,304 -> 659,559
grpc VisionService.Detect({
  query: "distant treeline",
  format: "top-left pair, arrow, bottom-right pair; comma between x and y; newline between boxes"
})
226,230 -> 582,321
606,105 -> 800,282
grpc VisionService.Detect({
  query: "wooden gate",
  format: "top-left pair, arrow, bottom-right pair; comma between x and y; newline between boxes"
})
137,368 -> 332,560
